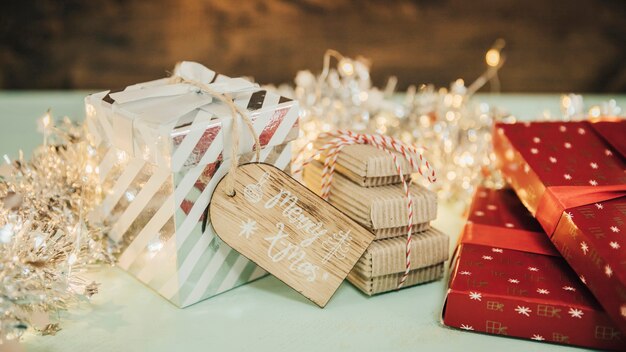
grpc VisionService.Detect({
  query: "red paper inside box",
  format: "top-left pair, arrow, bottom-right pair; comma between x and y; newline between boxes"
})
443,188 -> 623,350
493,120 -> 626,334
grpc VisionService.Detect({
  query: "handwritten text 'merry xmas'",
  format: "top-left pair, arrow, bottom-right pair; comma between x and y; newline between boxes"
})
259,187 -> 351,282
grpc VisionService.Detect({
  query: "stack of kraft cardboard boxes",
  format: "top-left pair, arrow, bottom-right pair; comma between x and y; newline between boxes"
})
304,144 -> 449,295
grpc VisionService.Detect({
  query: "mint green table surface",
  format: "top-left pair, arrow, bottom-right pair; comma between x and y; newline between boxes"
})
1,92 -> 624,352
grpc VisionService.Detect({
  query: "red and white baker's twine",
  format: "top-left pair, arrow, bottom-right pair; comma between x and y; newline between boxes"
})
295,130 -> 436,289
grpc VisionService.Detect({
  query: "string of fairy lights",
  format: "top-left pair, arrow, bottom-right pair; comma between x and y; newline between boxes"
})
0,117 -> 113,345
280,41 -> 623,203
283,40 -> 513,202
0,42 -> 622,346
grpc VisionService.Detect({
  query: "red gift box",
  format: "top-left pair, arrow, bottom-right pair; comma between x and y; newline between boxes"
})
442,188 -> 623,350
493,119 -> 626,335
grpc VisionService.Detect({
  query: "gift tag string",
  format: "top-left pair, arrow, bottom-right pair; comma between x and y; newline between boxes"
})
295,130 -> 436,289
170,71 -> 261,197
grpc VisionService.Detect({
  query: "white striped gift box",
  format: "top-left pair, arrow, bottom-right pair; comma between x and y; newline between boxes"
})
84,62 -> 299,307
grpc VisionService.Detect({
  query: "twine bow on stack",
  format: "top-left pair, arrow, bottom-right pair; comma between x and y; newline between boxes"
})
170,62 -> 261,197
295,130 -> 436,288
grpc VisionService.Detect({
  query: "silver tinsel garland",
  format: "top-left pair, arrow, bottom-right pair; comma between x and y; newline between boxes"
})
273,47 -> 623,205
275,46 -> 512,203
0,114 -> 113,347
0,49 -> 622,350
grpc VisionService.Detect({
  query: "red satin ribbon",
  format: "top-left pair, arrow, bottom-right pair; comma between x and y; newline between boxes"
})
590,118 -> 626,165
460,221 -> 559,257
536,184 -> 626,236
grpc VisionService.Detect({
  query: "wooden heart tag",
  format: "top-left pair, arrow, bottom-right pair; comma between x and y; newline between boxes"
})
209,163 -> 375,307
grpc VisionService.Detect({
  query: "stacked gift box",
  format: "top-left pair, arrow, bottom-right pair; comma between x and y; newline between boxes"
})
443,118 -> 626,350
493,120 -> 626,334
303,143 -> 449,295
85,61 -> 299,308
443,187 -> 623,350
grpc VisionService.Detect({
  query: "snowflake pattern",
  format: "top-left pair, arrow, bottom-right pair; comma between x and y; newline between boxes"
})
238,219 -> 257,239
605,265 -> 613,278
469,292 -> 482,301
458,124 -> 624,336
580,275 -> 586,284
580,241 -> 589,255
487,204 -> 498,211
460,324 -> 474,331
474,211 -> 485,217
515,306 -> 532,317
568,307 -> 584,319
459,271 -> 471,276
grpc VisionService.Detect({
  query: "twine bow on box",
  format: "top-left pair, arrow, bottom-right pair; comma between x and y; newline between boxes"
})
295,130 -> 436,288
106,61 -> 259,171
107,61 -> 261,195
169,63 -> 261,196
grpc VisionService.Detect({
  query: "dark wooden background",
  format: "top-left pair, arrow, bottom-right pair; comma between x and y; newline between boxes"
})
1,0 -> 625,92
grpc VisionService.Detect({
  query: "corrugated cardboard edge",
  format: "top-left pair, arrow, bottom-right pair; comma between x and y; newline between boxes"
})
332,163 -> 406,188
348,263 -> 444,295
314,142 -> 412,187
303,161 -> 437,233
374,222 -> 430,240
352,227 -> 449,277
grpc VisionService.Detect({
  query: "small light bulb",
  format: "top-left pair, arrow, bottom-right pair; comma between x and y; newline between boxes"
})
589,106 -> 601,118
42,112 -> 51,128
562,95 -> 571,108
338,58 -> 355,76
485,49 -> 500,67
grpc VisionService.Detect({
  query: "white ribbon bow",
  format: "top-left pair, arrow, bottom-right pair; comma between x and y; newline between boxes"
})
108,61 -> 259,161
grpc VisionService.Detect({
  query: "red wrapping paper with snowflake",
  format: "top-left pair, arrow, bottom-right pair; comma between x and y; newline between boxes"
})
443,188 -> 623,350
493,120 -> 626,335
